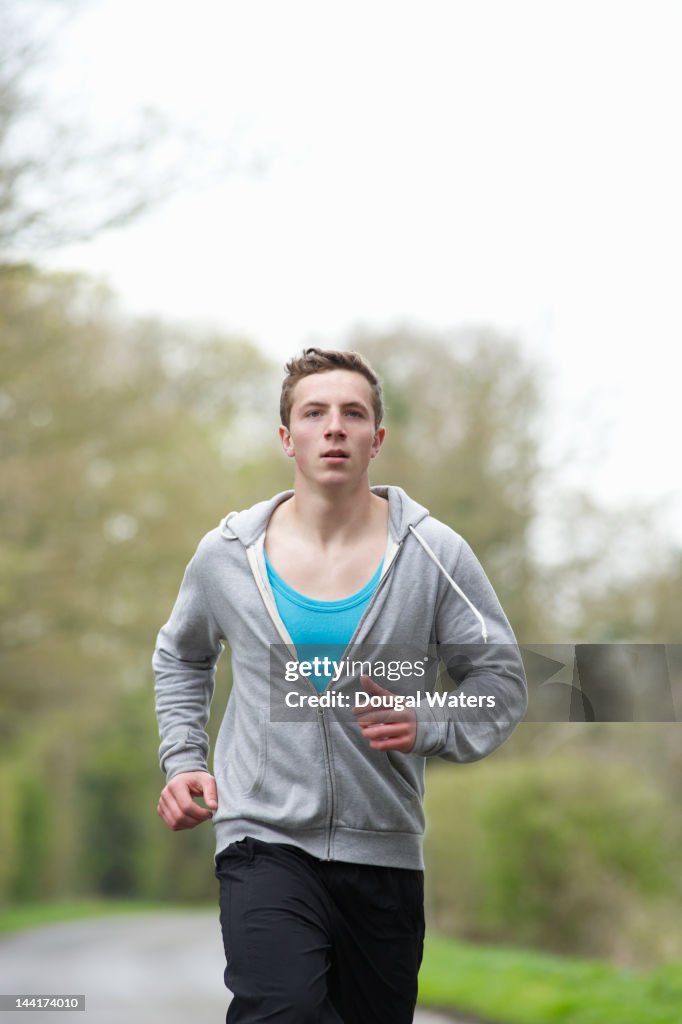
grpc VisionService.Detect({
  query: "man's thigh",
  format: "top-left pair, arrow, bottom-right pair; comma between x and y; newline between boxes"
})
322,861 -> 425,1024
214,837 -> 342,1024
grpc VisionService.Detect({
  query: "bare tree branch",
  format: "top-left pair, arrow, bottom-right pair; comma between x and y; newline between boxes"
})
0,0 -> 266,260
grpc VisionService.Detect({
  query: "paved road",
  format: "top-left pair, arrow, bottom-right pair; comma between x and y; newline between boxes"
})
0,912 -> 463,1023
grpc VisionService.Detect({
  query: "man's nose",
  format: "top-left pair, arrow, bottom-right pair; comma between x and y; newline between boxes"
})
325,411 -> 346,435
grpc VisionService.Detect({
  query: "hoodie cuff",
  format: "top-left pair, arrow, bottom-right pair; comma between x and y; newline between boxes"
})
411,705 -> 445,757
159,729 -> 210,781
164,760 -> 210,783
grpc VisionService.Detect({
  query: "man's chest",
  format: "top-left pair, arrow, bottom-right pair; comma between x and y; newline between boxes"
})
264,535 -> 387,601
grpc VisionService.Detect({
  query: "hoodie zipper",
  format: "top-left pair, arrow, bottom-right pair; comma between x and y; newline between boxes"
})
246,536 -> 404,861
320,539 -> 403,859
247,544 -> 340,857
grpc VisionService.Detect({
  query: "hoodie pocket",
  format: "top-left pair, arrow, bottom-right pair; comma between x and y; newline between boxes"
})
333,731 -> 425,835
221,714 -> 331,830
230,712 -> 268,799
384,750 -> 422,801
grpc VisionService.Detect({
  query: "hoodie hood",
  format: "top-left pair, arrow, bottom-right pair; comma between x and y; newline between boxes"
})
219,485 -> 431,547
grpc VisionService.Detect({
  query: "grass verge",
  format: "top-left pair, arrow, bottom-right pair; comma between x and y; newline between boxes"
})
419,934 -> 682,1024
0,900 -> 214,936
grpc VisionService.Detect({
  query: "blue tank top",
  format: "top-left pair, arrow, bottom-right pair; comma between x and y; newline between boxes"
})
264,551 -> 383,693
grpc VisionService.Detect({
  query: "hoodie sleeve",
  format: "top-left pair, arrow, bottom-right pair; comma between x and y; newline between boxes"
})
152,549 -> 224,781
411,536 -> 528,763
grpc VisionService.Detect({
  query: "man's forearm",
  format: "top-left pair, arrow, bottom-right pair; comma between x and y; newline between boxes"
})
153,634 -> 219,780
412,653 -> 528,762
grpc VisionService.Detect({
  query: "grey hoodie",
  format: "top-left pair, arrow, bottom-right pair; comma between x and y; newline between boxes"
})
153,485 -> 527,870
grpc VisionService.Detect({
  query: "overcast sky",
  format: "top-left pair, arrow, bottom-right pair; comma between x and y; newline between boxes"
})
43,0 -> 682,545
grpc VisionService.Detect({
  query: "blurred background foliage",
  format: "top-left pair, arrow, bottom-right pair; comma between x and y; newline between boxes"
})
1,0 -> 681,978
1,262 -> 681,969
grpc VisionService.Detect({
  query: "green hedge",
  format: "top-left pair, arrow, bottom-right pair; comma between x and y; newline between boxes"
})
424,752 -> 682,964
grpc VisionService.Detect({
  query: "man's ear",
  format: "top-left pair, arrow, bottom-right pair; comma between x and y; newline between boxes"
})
370,426 -> 386,458
279,424 -> 295,457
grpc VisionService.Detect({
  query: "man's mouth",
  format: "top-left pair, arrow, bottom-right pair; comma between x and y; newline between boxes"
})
321,450 -> 349,459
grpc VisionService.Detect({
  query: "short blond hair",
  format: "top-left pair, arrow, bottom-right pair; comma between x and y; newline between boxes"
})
280,347 -> 384,429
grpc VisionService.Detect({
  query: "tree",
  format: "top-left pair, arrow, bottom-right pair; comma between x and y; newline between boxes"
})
0,263 -> 279,741
0,262 -> 281,900
0,1 -> 246,259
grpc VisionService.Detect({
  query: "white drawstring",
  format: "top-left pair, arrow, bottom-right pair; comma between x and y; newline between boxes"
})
408,525 -> 489,643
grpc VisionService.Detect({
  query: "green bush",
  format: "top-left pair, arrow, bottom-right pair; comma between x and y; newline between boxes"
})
424,752 -> 682,965
75,686 -> 217,903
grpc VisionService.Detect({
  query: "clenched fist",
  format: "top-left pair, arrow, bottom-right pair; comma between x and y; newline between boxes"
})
157,770 -> 218,831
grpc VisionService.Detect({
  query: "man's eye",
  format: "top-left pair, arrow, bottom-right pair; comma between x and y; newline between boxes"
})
346,410 -> 363,417
305,410 -> 322,417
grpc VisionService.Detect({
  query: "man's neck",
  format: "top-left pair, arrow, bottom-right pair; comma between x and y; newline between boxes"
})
280,479 -> 385,549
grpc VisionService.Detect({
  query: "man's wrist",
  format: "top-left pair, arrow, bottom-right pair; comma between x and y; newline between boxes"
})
411,706 -> 444,757
165,763 -> 210,783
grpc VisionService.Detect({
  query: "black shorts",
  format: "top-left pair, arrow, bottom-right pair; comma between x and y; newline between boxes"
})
214,836 -> 425,1024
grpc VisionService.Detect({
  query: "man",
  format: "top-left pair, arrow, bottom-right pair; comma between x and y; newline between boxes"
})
154,347 -> 527,1023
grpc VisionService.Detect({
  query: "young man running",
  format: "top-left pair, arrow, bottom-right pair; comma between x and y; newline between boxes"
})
154,347 -> 527,1023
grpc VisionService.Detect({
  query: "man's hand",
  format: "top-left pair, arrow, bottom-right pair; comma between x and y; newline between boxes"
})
157,770 -> 218,831
353,675 -> 417,753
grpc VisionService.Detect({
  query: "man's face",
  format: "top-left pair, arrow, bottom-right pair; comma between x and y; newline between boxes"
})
280,369 -> 385,485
